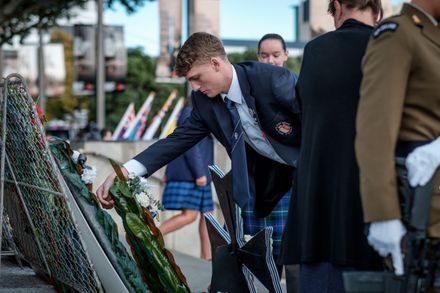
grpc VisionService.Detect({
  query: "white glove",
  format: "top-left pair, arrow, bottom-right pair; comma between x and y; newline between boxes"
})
406,137 -> 440,187
368,219 -> 406,275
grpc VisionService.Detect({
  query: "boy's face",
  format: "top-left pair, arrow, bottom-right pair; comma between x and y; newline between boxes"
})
186,58 -> 224,98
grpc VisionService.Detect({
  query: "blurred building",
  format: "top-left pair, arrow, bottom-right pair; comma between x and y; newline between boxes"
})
155,0 -> 220,81
0,1 -> 98,89
188,0 -> 220,36
155,0 -> 182,79
293,0 -> 394,43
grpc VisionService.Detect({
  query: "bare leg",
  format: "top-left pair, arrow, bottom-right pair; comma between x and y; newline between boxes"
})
199,213 -> 212,261
159,209 -> 199,235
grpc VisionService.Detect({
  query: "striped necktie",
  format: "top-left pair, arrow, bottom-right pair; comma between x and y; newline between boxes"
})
224,97 -> 250,209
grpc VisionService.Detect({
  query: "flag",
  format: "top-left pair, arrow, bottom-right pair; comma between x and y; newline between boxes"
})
159,97 -> 185,139
112,102 -> 135,140
142,90 -> 177,140
123,92 -> 155,141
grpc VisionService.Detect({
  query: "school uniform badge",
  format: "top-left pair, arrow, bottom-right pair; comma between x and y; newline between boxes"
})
275,122 -> 292,135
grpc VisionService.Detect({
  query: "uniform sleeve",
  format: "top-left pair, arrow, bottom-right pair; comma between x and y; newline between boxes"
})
355,25 -> 413,222
271,67 -> 300,114
133,93 -> 211,176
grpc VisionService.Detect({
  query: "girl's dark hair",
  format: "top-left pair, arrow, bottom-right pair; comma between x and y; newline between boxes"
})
328,0 -> 383,21
258,33 -> 287,53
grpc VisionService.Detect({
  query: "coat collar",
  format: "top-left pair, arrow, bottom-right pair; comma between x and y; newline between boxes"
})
221,66 -> 242,104
338,18 -> 374,31
211,63 -> 257,152
406,2 -> 438,26
233,64 -> 256,110
402,3 -> 440,48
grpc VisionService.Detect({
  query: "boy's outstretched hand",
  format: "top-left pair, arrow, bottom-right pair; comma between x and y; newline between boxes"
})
96,167 -> 128,209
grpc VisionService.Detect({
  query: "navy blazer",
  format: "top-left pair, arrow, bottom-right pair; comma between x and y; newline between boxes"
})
165,106 -> 214,182
134,61 -> 300,216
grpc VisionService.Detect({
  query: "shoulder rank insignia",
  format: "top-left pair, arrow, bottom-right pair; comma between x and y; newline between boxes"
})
412,14 -> 423,27
372,22 -> 399,38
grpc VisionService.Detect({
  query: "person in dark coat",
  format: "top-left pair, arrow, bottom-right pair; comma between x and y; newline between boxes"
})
279,1 -> 383,292
159,102 -> 214,260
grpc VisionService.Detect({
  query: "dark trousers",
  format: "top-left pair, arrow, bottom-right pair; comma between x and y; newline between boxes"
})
286,264 -> 300,293
300,262 -> 346,293
276,264 -> 300,293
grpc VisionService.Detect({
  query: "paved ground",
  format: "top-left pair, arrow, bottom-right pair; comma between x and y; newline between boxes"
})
0,256 -> 56,293
1,251 -> 285,292
0,252 -> 210,292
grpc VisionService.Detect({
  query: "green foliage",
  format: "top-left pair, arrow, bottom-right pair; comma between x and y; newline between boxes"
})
50,141 -> 149,292
227,48 -> 303,75
0,0 -> 154,46
47,28 -> 77,120
0,0 -> 89,45
285,55 -> 303,75
106,0 -> 155,14
227,49 -> 258,64
110,174 -> 190,292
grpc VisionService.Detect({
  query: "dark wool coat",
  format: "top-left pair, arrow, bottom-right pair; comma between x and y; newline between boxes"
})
279,19 -> 382,269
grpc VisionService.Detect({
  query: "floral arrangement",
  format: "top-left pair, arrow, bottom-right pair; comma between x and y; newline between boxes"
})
71,150 -> 97,190
50,141 -> 150,292
127,174 -> 163,220
109,159 -> 190,293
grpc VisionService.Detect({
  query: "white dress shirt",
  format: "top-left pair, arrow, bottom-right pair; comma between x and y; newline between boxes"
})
220,66 -> 286,165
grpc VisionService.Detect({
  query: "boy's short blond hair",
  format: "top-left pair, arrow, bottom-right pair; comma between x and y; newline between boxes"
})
175,32 -> 227,77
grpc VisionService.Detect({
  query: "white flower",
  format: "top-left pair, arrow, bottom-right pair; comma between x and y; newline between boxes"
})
81,165 -> 97,184
138,177 -> 150,192
135,191 -> 152,208
128,172 -> 137,180
128,175 -> 162,219
71,150 -> 81,164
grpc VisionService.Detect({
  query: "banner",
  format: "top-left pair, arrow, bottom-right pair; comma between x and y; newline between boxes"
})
112,102 -> 135,140
123,93 -> 156,141
142,90 -> 177,140
159,97 -> 185,139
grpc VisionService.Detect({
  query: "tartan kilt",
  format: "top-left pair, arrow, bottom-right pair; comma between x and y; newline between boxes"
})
162,181 -> 214,212
242,190 -> 292,257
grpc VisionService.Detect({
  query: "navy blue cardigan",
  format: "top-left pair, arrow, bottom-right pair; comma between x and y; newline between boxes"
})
165,106 -> 214,182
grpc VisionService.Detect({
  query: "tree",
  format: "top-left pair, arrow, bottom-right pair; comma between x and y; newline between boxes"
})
0,0 -> 154,46
46,29 -> 77,121
106,0 -> 154,13
227,49 -> 258,64
227,49 -> 302,74
0,0 -> 89,45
